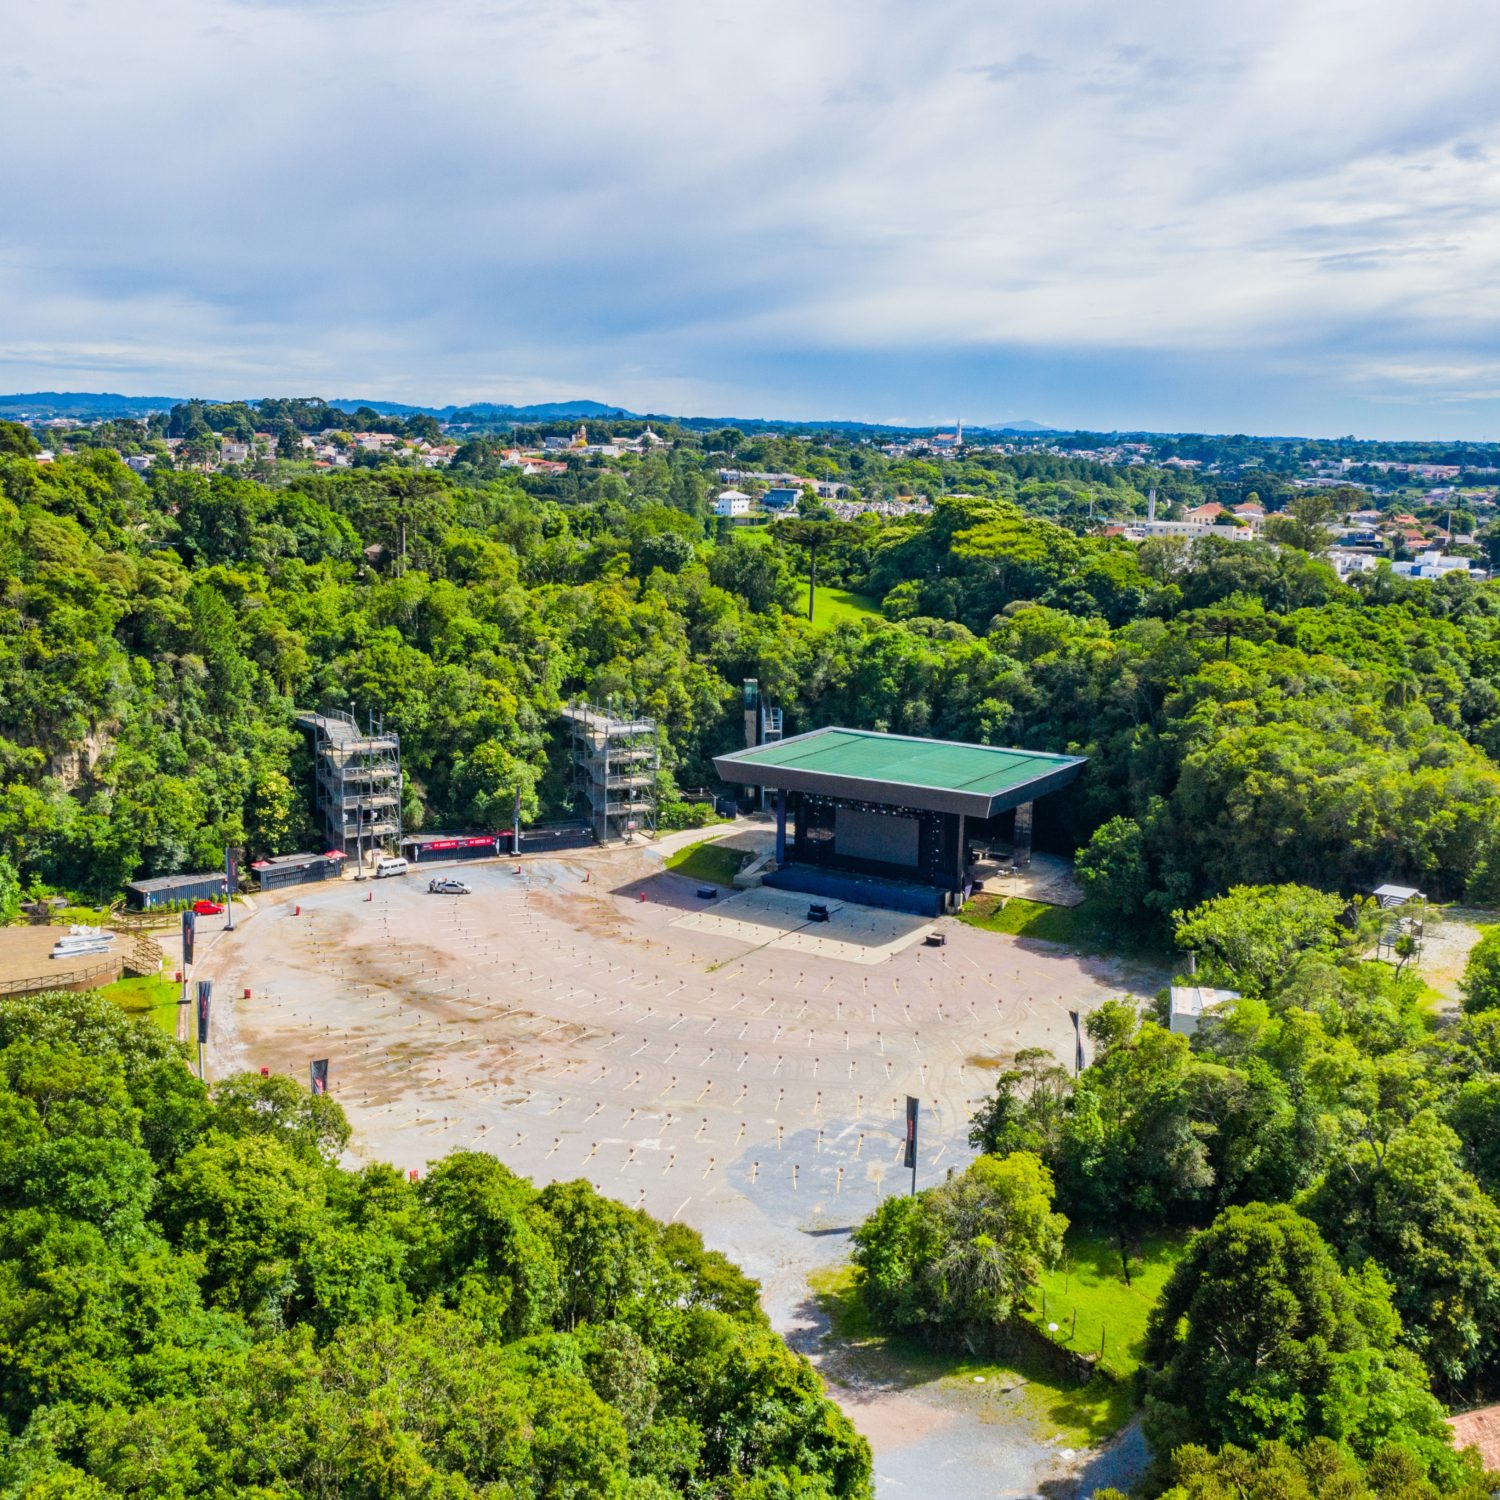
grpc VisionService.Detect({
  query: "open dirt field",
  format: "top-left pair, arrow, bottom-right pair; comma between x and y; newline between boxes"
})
196,834 -> 1163,1498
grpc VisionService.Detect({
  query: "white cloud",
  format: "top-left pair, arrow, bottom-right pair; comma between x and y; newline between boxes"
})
2,0 -> 1499,430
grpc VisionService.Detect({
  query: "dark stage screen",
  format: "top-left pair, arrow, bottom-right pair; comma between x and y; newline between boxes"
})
835,806 -> 919,867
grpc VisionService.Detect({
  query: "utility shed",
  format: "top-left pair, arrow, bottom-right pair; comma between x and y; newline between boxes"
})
1168,986 -> 1241,1036
251,852 -> 345,892
713,726 -> 1086,915
124,871 -> 229,911
1373,883 -> 1425,907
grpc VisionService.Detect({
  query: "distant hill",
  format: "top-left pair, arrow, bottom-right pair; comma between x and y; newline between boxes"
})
0,391 -> 1055,435
328,398 -> 641,421
0,391 -> 182,419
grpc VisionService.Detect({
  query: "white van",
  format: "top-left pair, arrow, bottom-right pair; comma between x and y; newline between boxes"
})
373,856 -> 409,879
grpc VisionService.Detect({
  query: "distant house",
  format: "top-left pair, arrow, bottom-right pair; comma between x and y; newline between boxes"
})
762,486 -> 800,510
1123,519 -> 1257,544
1184,502 -> 1227,523
714,489 -> 752,518
1233,502 -> 1265,524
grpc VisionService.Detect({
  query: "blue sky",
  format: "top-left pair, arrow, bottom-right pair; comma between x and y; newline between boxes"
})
4,0 -> 1499,437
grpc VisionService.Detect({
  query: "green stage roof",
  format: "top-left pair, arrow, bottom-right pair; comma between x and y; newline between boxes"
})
713,727 -> 1086,818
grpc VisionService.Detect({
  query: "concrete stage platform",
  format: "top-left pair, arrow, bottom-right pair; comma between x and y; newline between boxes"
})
670,885 -> 936,964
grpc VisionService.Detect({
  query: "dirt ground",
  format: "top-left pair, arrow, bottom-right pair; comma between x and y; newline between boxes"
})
1417,905 -> 1492,1009
196,834 -> 1163,1499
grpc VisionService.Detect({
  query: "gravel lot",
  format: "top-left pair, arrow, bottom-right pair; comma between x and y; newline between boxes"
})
202,837 -> 1159,1498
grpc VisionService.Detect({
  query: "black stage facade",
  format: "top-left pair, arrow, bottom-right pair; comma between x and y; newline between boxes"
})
713,727 -> 1087,915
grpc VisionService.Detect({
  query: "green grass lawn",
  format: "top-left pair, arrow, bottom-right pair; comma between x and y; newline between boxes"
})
958,892 -> 1170,961
809,1262 -> 1134,1449
664,838 -> 752,886
795,583 -> 883,627
100,971 -> 181,1037
1031,1227 -> 1189,1379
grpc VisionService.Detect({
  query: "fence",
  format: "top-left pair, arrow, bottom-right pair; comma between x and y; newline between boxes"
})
0,953 -> 122,997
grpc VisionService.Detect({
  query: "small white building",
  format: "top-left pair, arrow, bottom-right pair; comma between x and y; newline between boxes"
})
1328,549 -> 1382,578
714,489 -> 752,518
1392,551 -> 1477,581
1168,986 -> 1240,1037
1122,520 -> 1258,544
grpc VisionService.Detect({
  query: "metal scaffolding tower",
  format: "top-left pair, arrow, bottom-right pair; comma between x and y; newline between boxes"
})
562,702 -> 659,843
295,709 -> 402,868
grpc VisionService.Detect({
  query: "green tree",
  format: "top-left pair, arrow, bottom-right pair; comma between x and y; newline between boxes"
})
1106,1437 -> 1494,1500
1076,816 -> 1151,921
1142,1203 -> 1451,1473
0,419 -> 38,457
0,854 -> 20,924
1173,884 -> 1346,997
209,1071 -> 352,1163
1302,1113 -> 1500,1389
851,1152 -> 1066,1342
1460,929 -> 1500,1013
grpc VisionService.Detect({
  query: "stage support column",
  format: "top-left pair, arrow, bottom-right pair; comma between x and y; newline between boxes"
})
775,789 -> 788,865
956,812 -> 967,888
1013,800 -> 1034,868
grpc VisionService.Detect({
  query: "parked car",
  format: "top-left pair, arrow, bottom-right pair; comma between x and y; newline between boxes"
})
192,899 -> 225,915
428,877 -> 472,895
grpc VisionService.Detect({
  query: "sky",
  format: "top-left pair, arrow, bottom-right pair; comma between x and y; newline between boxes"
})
4,0 -> 1500,438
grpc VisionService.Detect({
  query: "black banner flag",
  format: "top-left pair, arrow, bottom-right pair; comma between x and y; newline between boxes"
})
1068,1010 -> 1085,1074
196,980 -> 211,1044
182,908 -> 195,967
903,1095 -> 919,1170
310,1059 -> 329,1095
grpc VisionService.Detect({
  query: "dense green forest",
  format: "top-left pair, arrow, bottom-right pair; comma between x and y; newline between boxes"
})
0,991 -> 869,1498
6,427 -> 1500,917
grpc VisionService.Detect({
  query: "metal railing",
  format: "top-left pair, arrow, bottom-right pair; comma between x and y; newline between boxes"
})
0,953 -> 121,996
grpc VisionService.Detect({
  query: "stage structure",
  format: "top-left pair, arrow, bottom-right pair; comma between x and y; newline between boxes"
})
563,702 -> 660,843
714,726 -> 1086,915
296,709 -> 403,866
738,679 -> 785,809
